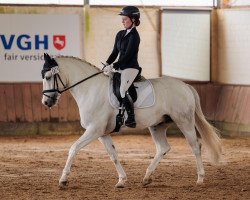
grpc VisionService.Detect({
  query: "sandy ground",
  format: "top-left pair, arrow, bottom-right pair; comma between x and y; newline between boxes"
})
0,134 -> 249,200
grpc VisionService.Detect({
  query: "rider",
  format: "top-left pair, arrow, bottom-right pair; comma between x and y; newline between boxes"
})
103,6 -> 141,128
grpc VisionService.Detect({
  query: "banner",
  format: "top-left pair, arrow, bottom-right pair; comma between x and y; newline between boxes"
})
0,14 -> 81,82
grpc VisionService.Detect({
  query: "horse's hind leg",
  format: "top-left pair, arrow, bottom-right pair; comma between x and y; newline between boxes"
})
176,120 -> 205,184
143,123 -> 171,186
98,135 -> 127,188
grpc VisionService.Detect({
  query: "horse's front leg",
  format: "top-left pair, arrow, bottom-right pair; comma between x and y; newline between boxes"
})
98,135 -> 127,188
59,126 -> 102,188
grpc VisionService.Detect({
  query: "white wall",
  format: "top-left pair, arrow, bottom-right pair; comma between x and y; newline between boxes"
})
84,6 -> 161,78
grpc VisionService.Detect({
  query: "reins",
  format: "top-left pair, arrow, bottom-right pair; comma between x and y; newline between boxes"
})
42,71 -> 103,99
58,71 -> 103,94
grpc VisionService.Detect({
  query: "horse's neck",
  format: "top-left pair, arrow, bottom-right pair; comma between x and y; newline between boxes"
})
58,58 -> 107,107
57,58 -> 98,85
62,60 -> 95,80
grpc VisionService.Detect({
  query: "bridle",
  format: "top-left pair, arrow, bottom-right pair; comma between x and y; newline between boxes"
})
42,66 -> 103,100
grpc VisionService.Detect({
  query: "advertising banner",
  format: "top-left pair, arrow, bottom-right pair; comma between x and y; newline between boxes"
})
0,14 -> 81,82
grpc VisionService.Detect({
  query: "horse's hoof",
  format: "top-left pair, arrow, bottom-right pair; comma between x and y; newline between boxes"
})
59,181 -> 68,189
196,180 -> 204,185
142,178 -> 152,186
115,182 -> 125,188
196,175 -> 204,185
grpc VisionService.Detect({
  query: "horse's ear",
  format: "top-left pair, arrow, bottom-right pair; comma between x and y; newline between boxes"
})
43,53 -> 58,69
44,53 -> 51,63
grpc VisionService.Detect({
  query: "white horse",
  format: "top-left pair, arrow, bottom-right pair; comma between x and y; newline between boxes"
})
41,54 -> 222,188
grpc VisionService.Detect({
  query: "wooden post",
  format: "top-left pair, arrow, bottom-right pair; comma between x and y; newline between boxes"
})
218,0 -> 230,8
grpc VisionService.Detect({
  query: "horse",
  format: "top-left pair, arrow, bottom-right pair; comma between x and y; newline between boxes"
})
41,54 -> 222,188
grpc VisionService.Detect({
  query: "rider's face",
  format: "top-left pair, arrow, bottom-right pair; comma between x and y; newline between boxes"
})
122,16 -> 133,29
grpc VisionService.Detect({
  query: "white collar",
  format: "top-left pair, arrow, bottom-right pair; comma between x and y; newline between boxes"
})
125,26 -> 135,36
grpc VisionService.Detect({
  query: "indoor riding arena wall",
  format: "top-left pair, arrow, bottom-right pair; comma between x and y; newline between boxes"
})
0,5 -> 249,137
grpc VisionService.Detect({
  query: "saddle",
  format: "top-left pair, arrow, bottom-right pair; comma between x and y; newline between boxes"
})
112,71 -> 143,104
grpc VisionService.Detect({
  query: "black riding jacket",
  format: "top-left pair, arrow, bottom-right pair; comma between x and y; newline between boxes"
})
106,28 -> 140,70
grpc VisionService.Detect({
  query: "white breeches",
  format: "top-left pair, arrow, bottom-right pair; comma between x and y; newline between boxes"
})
119,68 -> 139,98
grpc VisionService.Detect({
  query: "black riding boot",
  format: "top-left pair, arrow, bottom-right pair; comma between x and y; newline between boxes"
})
122,94 -> 136,128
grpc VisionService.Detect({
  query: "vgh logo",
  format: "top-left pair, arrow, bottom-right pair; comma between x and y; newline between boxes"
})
53,35 -> 66,50
0,34 -> 66,50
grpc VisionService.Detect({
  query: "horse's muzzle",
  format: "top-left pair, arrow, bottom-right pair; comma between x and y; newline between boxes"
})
43,94 -> 58,108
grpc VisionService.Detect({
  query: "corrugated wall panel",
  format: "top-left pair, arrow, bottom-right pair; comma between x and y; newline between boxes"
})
31,84 -> 42,122
237,88 -> 250,124
205,84 -> 222,120
22,84 -> 33,122
0,85 -> 7,122
0,83 -> 80,123
215,86 -> 233,122
233,87 -> 248,123
5,84 -> 16,122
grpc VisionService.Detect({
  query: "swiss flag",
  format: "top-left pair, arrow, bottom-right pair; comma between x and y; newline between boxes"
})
53,35 -> 66,50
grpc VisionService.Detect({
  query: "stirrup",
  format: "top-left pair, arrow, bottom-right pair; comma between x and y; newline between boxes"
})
125,121 -> 136,128
125,117 -> 136,128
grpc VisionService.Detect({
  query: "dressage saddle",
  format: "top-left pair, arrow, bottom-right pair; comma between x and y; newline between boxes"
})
112,68 -> 142,104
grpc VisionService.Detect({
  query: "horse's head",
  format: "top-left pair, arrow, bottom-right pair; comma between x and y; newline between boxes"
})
41,53 -> 66,108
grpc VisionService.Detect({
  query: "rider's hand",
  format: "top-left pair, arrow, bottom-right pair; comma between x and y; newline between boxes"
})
101,62 -> 109,70
103,64 -> 113,75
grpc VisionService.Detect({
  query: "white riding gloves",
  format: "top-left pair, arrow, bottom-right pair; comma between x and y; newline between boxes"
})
103,63 -> 114,75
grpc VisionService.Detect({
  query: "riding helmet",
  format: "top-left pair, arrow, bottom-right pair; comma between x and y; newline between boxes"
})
119,6 -> 140,26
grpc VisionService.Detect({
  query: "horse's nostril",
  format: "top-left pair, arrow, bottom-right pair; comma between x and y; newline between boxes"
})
44,101 -> 48,105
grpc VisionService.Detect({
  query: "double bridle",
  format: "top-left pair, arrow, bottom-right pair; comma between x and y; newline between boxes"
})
42,67 -> 103,100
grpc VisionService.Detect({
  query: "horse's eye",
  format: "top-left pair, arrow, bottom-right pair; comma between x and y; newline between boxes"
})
45,76 -> 51,81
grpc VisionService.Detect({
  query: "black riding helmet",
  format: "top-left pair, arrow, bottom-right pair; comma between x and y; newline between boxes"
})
119,6 -> 140,26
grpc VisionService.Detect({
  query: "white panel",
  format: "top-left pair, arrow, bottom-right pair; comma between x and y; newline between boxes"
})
0,14 -> 81,82
89,0 -> 215,6
228,0 -> 250,6
161,10 -> 210,81
217,9 -> 250,85
0,0 -> 83,5
0,0 -> 216,6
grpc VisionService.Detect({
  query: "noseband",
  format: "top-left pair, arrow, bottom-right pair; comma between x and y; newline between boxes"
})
42,67 -> 103,100
42,73 -> 66,100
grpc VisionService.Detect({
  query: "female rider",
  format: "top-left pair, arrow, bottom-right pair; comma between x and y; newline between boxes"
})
104,6 -> 141,128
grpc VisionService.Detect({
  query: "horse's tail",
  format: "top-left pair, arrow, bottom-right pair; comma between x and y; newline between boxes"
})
189,85 -> 222,164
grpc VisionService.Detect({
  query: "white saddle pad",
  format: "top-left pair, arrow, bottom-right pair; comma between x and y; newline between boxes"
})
109,79 -> 155,109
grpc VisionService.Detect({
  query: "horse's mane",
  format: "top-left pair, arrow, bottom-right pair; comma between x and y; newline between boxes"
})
56,56 -> 101,71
